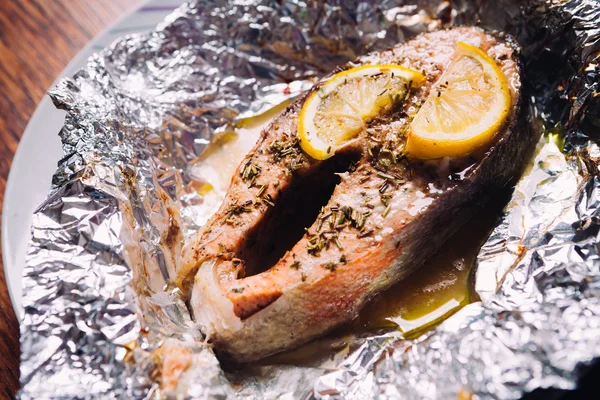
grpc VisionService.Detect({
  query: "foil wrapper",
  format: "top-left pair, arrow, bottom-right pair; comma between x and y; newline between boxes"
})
19,0 -> 600,399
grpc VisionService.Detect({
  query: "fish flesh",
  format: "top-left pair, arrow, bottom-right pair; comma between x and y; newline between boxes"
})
179,27 -> 529,362
181,27 -> 528,361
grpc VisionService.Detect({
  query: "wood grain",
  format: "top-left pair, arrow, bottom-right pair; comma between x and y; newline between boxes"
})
0,1 -> 142,398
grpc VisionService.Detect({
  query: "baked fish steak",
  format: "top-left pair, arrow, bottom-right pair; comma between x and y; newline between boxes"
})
178,26 -> 528,362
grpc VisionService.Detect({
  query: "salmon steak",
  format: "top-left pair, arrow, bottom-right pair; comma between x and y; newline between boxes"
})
178,26 -> 529,362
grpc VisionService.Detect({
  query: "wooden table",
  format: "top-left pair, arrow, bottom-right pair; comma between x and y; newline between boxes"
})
0,1 -> 142,398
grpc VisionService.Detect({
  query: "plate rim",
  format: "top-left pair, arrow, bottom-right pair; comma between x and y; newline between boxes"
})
1,0 -> 182,317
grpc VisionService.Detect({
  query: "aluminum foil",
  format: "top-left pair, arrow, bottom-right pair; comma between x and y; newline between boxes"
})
19,0 -> 600,399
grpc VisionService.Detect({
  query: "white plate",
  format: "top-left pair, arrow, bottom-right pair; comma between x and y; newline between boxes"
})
1,0 -> 184,315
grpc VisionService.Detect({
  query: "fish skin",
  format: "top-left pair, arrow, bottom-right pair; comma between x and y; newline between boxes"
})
180,27 -> 531,362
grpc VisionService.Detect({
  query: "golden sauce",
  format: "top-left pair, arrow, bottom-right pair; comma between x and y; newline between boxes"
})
354,196 -> 504,337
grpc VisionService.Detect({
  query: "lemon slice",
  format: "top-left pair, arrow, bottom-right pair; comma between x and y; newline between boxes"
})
406,42 -> 511,160
299,65 -> 425,160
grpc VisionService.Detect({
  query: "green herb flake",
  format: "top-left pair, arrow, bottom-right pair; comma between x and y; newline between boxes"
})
262,194 -> 275,207
321,262 -> 337,272
226,199 -> 254,217
240,160 -> 261,184
256,183 -> 268,198
357,230 -> 374,238
383,203 -> 392,218
380,194 -> 392,206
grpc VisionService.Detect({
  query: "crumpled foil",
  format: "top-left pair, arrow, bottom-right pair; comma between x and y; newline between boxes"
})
19,0 -> 600,399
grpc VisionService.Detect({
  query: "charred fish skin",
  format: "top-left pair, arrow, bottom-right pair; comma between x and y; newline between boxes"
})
182,27 -> 531,362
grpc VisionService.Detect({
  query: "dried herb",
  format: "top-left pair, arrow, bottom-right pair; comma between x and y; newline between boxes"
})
256,183 -> 268,197
357,229 -> 374,238
217,243 -> 226,257
380,193 -> 392,206
307,235 -> 325,256
268,138 -> 306,173
290,261 -> 301,270
395,151 -> 407,163
240,159 -> 261,185
335,222 -> 349,230
350,208 -> 367,230
226,199 -> 254,216
376,171 -> 396,181
378,157 -> 392,168
321,262 -> 337,272
388,92 -> 403,105
379,177 -> 391,191
368,144 -> 379,157
262,194 -> 275,207
379,148 -> 394,158
232,287 -> 245,293
383,203 -> 392,218
316,217 -> 324,232
368,134 -> 382,143
306,229 -> 340,256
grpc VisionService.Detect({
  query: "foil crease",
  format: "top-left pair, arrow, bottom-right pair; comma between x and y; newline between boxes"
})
18,0 -> 600,399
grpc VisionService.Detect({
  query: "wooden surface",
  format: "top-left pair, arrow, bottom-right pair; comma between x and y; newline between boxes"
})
0,1 -> 142,398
